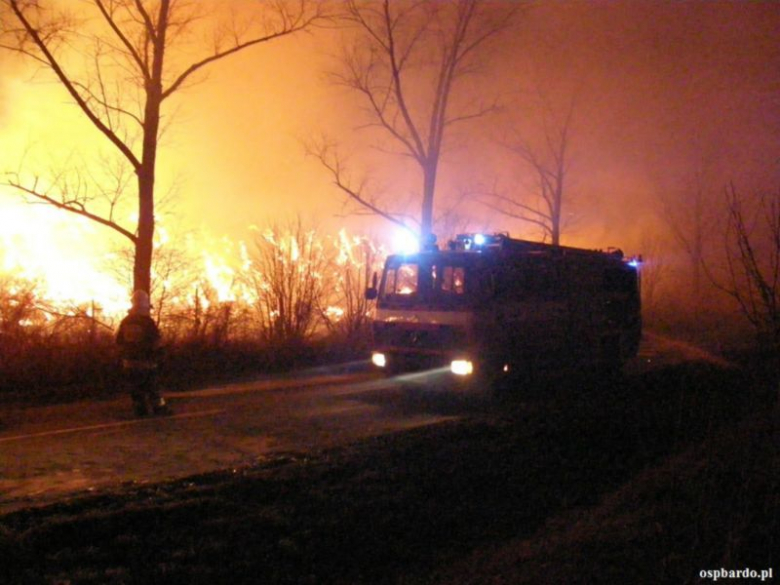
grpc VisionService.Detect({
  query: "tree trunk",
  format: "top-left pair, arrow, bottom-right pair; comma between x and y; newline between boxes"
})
132,1 -> 169,294
550,168 -> 566,246
134,167 -> 155,294
551,181 -> 563,246
551,222 -> 560,247
421,159 -> 438,241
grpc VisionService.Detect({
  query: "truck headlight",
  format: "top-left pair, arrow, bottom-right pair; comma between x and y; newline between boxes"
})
450,359 -> 474,376
371,352 -> 387,368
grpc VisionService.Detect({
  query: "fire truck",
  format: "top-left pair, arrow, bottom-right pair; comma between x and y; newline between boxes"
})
365,233 -> 641,385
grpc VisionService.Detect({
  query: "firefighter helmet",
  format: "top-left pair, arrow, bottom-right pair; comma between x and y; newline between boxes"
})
130,290 -> 151,315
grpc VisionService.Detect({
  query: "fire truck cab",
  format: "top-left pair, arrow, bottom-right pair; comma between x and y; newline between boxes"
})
366,233 -> 641,383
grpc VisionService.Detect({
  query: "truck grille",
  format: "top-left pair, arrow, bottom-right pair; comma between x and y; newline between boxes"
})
372,322 -> 465,353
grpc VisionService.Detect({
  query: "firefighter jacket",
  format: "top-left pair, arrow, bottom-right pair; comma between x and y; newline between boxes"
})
116,313 -> 161,369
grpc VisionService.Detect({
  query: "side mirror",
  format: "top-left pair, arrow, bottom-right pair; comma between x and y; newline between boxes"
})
365,271 -> 379,300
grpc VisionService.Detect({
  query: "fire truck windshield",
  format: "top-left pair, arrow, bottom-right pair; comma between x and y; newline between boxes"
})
379,257 -> 472,307
382,263 -> 420,297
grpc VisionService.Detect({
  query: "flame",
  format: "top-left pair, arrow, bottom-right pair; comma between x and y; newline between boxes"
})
0,199 -> 127,315
0,195 -> 384,334
203,252 -> 237,302
324,306 -> 345,320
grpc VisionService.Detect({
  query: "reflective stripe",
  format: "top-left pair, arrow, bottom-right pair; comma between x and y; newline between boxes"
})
375,308 -> 472,327
122,359 -> 157,370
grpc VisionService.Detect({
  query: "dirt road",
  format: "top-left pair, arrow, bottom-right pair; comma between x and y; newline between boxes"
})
0,333 -> 729,515
0,370 -> 460,514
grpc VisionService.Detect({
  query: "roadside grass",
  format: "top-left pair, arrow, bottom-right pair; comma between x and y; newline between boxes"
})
0,333 -> 372,407
0,357 -> 775,585
426,408 -> 778,585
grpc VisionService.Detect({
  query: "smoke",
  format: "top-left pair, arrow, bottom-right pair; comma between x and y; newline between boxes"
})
0,58 -> 7,126
0,53 -> 25,130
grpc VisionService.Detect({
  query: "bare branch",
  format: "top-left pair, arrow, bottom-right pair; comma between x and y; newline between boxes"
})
444,98 -> 500,128
713,183 -> 780,350
162,1 -> 327,100
382,0 -> 427,159
132,0 -> 157,43
4,173 -> 138,244
6,0 -> 142,171
94,0 -> 149,81
479,187 -> 553,237
306,139 -> 414,233
70,77 -> 144,128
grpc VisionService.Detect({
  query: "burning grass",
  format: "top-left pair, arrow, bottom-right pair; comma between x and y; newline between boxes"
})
0,223 -> 381,404
0,332 -> 372,406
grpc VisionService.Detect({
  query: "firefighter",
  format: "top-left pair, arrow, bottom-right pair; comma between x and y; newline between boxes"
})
116,290 -> 170,416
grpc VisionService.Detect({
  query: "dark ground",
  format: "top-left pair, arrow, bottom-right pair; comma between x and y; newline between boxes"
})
1,358 -> 777,585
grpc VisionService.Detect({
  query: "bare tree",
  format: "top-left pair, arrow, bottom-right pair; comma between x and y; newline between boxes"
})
637,232 -> 668,326
656,150 -> 720,311
247,220 -> 329,346
484,92 -> 576,246
0,274 -> 42,339
111,235 -> 195,326
313,0 -> 518,241
1,0 -> 327,295
321,230 -> 380,341
717,184 -> 780,355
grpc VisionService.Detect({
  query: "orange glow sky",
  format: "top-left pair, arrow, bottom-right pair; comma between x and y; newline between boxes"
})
1,1 -> 779,307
